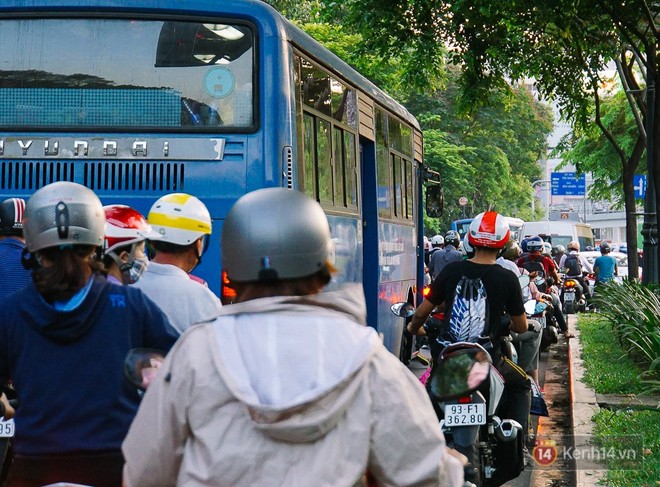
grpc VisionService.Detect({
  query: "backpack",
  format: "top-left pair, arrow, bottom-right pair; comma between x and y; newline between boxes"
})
564,254 -> 582,276
520,255 -> 547,292
443,267 -> 491,343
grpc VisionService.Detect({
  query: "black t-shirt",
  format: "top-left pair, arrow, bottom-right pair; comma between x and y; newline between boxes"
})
428,260 -> 525,336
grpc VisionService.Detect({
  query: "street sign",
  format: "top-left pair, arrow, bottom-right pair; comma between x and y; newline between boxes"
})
633,174 -> 647,199
551,172 -> 586,196
458,196 -> 468,206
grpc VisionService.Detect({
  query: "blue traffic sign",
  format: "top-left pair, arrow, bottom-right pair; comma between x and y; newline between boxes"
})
551,172 -> 586,196
633,174 -> 647,199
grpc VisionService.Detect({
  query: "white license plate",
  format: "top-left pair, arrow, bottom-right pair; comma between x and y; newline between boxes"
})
564,292 -> 575,302
0,419 -> 14,438
444,403 -> 486,426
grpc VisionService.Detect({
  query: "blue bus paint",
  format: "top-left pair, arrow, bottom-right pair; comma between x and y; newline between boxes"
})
451,218 -> 474,239
0,0 -> 428,359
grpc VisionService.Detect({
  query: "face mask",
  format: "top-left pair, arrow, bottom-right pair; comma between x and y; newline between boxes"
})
121,256 -> 148,285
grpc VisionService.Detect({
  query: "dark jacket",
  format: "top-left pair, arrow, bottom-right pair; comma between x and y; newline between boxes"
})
0,275 -> 178,455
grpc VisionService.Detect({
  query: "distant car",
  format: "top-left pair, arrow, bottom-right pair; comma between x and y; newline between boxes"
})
579,251 -> 640,280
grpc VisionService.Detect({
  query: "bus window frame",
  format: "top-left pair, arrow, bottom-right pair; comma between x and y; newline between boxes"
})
294,52 -> 360,216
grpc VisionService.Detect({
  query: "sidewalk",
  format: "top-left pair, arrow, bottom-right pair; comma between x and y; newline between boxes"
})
566,314 -> 605,487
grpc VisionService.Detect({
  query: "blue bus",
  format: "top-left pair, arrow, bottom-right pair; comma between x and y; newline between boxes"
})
0,0 -> 442,360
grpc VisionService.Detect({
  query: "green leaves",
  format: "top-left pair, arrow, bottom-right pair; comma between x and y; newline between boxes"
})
592,281 -> 660,393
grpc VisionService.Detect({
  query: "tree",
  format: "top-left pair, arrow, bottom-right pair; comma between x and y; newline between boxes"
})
262,2 -> 553,234
335,0 -> 659,280
558,88 -> 645,278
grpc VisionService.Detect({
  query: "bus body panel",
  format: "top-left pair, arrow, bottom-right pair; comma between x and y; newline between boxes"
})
0,0 -> 425,358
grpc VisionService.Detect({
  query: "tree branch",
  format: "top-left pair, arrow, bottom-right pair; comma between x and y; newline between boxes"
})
616,54 -> 647,141
592,80 -> 628,164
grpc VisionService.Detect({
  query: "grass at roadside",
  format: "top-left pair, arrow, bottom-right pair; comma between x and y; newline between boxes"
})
592,409 -> 660,487
576,315 -> 646,394
577,314 -> 660,486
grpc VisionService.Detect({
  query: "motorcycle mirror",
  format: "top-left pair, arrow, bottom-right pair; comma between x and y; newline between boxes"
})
390,302 -> 415,318
124,348 -> 165,391
524,300 -> 538,315
518,274 -> 530,289
428,343 -> 492,401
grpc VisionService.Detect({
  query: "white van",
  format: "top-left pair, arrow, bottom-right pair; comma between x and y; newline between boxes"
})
518,220 -> 595,250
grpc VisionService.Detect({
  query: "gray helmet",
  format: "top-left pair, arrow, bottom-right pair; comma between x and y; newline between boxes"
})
23,182 -> 105,252
222,188 -> 332,282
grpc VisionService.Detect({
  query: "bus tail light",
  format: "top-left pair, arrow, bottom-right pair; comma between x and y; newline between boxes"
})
221,270 -> 237,304
422,285 -> 431,297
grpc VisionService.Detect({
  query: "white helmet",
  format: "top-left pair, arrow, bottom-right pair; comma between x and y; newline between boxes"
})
468,211 -> 510,249
147,193 -> 212,246
431,234 -> 444,246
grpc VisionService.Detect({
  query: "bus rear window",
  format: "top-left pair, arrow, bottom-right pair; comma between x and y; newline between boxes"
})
0,18 -> 255,130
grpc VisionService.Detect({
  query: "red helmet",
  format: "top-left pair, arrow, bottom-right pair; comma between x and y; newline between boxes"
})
468,211 -> 510,249
103,205 -> 160,255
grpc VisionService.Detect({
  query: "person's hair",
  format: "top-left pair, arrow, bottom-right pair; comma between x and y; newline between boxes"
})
32,245 -> 105,302
150,239 -> 193,255
230,267 -> 332,302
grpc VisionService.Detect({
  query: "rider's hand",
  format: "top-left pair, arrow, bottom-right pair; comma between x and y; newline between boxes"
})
0,393 -> 14,419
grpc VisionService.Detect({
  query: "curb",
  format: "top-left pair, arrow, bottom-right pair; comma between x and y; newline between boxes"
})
567,314 -> 605,486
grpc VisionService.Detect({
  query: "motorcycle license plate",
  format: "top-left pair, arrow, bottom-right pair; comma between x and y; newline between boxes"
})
444,403 -> 486,426
564,292 -> 575,302
0,418 -> 14,438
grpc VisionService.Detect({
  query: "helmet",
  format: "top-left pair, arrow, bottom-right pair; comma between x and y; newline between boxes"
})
554,244 -> 565,254
501,238 -> 521,261
542,242 -> 552,255
520,237 -> 529,253
468,211 -> 510,249
431,234 -> 444,246
148,193 -> 212,246
599,242 -> 611,253
103,205 -> 161,255
0,198 -> 26,236
444,230 -> 460,247
222,188 -> 332,282
526,236 -> 544,252
568,240 -> 580,251
461,233 -> 474,258
23,182 -> 105,253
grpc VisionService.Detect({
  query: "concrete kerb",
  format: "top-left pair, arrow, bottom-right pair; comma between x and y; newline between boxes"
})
568,314 -> 605,486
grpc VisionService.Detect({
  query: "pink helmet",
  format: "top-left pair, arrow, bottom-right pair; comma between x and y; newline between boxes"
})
103,205 -> 160,255
468,211 -> 510,249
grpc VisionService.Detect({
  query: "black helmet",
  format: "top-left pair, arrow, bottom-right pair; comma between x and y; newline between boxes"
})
444,230 -> 460,247
599,242 -> 611,253
0,198 -> 26,236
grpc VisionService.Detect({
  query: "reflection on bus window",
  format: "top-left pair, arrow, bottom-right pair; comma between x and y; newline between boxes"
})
0,19 -> 255,129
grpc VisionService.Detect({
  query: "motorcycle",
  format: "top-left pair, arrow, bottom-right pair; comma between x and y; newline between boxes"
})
522,298 -> 558,353
391,304 -> 525,487
560,274 -> 586,314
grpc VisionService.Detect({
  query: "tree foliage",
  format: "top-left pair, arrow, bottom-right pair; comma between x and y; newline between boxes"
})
262,1 -> 554,233
333,0 -> 658,280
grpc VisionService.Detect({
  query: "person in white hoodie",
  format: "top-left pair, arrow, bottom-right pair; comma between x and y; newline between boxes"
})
122,187 -> 464,487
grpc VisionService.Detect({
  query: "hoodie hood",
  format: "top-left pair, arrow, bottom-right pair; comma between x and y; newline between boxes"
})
19,275 -> 111,344
211,284 -> 380,442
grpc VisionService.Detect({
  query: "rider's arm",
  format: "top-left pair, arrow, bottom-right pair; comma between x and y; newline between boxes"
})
509,313 -> 528,334
407,298 -> 437,335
